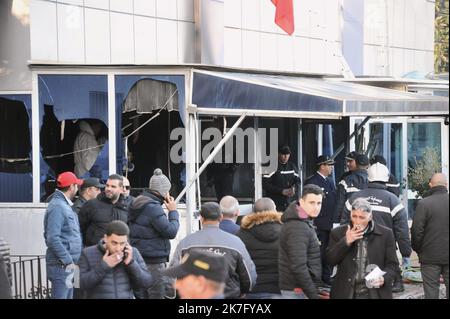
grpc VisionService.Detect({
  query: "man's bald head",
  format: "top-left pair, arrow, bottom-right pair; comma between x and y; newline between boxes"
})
254,197 -> 276,213
429,173 -> 448,188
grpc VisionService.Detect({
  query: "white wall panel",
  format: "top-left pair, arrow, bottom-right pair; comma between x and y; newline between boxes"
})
403,49 -> 415,74
404,0 -> 416,48
156,19 -> 178,63
294,0 -> 310,37
224,0 -> 241,28
134,16 -> 157,64
390,47 -> 405,77
85,0 -> 109,10
424,1 -> 435,51
325,41 -> 342,75
260,33 -> 278,70
57,0 -> 82,5
177,0 -> 194,22
391,0 -> 405,47
309,39 -> 325,73
110,12 -> 134,63
156,0 -> 177,20
413,50 -> 425,73
30,0 -> 58,61
294,37 -> 310,73
277,35 -> 294,71
242,30 -> 260,69
110,0 -> 133,13
309,0 -> 325,39
177,21 -> 196,63
324,0 -> 340,41
260,0 -> 277,33
364,0 -> 384,45
363,44 -> 378,75
224,28 -> 242,67
134,0 -> 156,17
242,0 -> 260,31
57,3 -> 85,62
85,8 -> 110,63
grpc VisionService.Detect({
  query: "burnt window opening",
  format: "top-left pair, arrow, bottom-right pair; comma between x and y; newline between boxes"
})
121,78 -> 183,197
199,115 -> 256,203
122,109 -> 184,197
0,97 -> 31,173
40,104 -> 108,200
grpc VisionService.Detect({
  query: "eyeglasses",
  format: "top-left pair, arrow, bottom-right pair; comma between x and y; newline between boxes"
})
124,186 -> 131,190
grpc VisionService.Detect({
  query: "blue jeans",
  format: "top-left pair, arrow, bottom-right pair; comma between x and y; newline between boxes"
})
280,290 -> 307,299
47,264 -> 74,299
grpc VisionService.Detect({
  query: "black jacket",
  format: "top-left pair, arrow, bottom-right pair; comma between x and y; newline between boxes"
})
128,191 -> 179,264
79,193 -> 129,247
411,186 -> 449,265
335,169 -> 368,222
342,183 -> 412,257
236,211 -> 282,294
278,202 -> 321,299
305,172 -> 338,230
326,222 -> 399,299
79,241 -> 153,299
72,195 -> 87,215
263,161 -> 301,212
386,174 -> 400,197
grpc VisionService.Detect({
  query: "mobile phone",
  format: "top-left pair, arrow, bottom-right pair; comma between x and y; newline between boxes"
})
123,246 -> 128,261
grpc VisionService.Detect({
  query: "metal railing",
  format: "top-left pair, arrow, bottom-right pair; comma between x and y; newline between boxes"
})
10,255 -> 51,299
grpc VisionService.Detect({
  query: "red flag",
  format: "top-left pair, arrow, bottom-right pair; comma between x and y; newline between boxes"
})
271,0 -> 295,35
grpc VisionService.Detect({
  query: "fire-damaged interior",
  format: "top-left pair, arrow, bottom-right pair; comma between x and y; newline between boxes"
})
0,96 -> 33,202
0,97 -> 31,173
38,74 -> 109,201
120,78 -> 184,197
39,105 -> 108,200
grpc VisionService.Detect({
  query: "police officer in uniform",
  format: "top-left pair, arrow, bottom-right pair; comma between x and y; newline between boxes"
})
263,145 -> 301,212
305,155 -> 338,285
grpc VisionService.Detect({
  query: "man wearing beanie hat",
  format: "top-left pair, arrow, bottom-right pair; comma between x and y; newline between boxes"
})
128,168 -> 180,299
169,202 -> 257,299
335,153 -> 369,224
341,162 -> 412,293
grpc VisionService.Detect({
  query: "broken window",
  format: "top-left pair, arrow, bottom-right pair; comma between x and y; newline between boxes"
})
116,75 -> 186,197
38,75 -> 109,201
0,95 -> 32,202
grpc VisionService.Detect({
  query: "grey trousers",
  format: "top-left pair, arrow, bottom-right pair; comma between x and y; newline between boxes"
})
421,264 -> 449,299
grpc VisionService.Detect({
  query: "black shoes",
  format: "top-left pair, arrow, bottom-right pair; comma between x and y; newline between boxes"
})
392,280 -> 405,293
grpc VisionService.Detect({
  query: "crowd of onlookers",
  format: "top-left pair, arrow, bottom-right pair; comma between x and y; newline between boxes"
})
0,148 -> 448,300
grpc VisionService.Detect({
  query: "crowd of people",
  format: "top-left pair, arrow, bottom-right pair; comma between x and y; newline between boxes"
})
1,147 -> 448,300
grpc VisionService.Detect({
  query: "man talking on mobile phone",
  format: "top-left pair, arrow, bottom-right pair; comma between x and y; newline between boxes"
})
78,221 -> 153,299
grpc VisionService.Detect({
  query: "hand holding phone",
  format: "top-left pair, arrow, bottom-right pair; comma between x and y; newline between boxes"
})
122,244 -> 133,265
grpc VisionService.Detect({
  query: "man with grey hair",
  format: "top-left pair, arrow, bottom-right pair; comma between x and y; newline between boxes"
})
411,173 -> 449,299
219,195 -> 240,234
327,198 -> 399,299
341,162 -> 411,293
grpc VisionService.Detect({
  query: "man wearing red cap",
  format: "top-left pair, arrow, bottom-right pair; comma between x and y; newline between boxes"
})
44,171 -> 83,299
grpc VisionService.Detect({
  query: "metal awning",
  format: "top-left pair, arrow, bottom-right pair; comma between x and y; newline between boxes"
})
191,70 -> 449,118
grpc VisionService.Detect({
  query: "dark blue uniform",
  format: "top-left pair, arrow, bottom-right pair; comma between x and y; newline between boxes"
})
305,172 -> 338,285
263,161 -> 301,212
